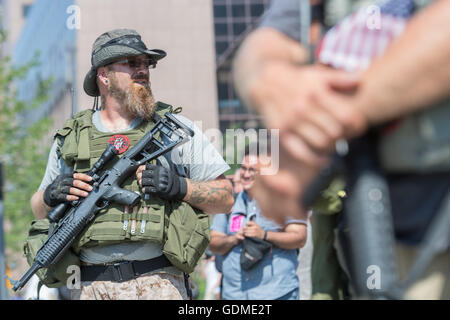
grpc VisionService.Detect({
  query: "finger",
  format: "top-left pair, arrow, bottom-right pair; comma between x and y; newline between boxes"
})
60,185 -> 72,195
312,90 -> 368,138
325,70 -> 361,93
146,163 -> 157,171
159,182 -> 168,191
280,132 -> 329,167
293,123 -> 336,153
142,169 -> 155,179
69,187 -> 89,198
55,193 -> 68,203
66,195 -> 80,202
296,106 -> 344,143
142,178 -> 156,188
159,175 -> 169,185
136,165 -> 146,175
73,179 -> 94,192
73,172 -> 93,182
144,186 -> 157,194
61,177 -> 74,187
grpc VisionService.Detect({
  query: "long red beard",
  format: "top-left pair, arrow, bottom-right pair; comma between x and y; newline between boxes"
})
108,78 -> 156,120
125,82 -> 156,120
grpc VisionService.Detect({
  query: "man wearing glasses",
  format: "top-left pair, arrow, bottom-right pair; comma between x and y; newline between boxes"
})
209,145 -> 307,300
30,29 -> 233,300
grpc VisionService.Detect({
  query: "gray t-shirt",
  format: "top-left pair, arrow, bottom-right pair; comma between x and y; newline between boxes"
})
39,110 -> 230,266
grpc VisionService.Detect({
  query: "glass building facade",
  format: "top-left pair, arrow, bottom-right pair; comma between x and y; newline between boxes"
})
213,0 -> 270,132
13,0 -> 77,126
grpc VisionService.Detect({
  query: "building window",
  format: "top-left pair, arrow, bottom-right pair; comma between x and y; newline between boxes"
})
215,23 -> 228,37
231,4 -> 245,18
213,4 -> 227,18
213,0 -> 270,131
232,23 -> 246,36
215,41 -> 228,56
250,4 -> 265,17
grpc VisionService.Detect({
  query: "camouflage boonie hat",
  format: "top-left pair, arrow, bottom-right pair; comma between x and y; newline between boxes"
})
83,28 -> 166,97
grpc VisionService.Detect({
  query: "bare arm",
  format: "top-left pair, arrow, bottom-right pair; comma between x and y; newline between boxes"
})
243,221 -> 307,250
232,27 -> 310,110
209,229 -> 244,256
354,0 -> 450,126
184,175 -> 234,214
30,190 -> 51,220
264,223 -> 307,250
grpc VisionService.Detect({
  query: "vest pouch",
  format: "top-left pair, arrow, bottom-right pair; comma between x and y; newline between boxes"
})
133,203 -> 165,243
162,202 -> 210,274
23,219 -> 80,288
74,202 -> 166,248
76,206 -> 127,247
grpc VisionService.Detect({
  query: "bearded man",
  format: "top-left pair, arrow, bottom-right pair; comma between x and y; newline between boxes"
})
30,29 -> 233,300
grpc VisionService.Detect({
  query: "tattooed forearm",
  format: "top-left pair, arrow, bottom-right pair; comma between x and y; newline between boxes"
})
185,177 -> 233,214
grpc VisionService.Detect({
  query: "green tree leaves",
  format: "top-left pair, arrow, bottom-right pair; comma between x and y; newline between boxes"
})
0,22 -> 52,252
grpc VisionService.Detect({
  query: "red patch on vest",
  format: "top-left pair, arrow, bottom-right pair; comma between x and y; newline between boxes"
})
108,135 -> 130,154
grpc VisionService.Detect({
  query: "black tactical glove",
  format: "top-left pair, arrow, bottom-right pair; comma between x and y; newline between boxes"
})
43,173 -> 74,207
142,164 -> 187,201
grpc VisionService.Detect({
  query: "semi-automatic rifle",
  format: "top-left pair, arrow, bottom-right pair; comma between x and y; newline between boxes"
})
11,112 -> 194,292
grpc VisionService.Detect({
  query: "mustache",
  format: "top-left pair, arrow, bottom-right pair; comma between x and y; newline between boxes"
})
132,74 -> 149,81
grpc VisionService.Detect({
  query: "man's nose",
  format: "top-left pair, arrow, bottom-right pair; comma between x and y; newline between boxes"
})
134,68 -> 149,78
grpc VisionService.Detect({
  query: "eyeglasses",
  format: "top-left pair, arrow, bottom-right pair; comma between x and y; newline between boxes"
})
240,166 -> 258,175
112,57 -> 156,70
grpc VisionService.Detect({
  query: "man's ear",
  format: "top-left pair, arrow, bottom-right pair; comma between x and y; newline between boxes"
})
97,66 -> 109,86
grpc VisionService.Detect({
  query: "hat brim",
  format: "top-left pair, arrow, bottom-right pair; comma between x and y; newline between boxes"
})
83,47 -> 166,97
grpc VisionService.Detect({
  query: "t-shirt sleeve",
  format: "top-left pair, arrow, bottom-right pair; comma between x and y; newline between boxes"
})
211,213 -> 229,234
285,217 -> 308,226
172,114 -> 230,181
38,139 -> 73,191
259,0 -> 302,42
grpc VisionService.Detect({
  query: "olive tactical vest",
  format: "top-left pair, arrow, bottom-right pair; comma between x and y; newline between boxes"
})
315,0 -> 450,173
54,103 -> 171,251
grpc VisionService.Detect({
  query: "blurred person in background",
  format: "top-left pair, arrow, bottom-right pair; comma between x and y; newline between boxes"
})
232,0 -> 450,300
209,145 -> 307,300
201,249 -> 222,300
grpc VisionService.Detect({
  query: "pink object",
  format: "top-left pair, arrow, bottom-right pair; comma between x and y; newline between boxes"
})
229,215 -> 244,233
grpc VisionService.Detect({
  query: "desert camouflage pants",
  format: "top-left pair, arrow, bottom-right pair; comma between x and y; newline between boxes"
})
71,272 -> 189,300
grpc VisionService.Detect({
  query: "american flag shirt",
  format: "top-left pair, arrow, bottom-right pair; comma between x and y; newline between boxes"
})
315,0 -> 415,71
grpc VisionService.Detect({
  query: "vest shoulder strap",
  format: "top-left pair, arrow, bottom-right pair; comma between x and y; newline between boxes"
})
155,101 -> 183,117
55,109 -> 94,164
